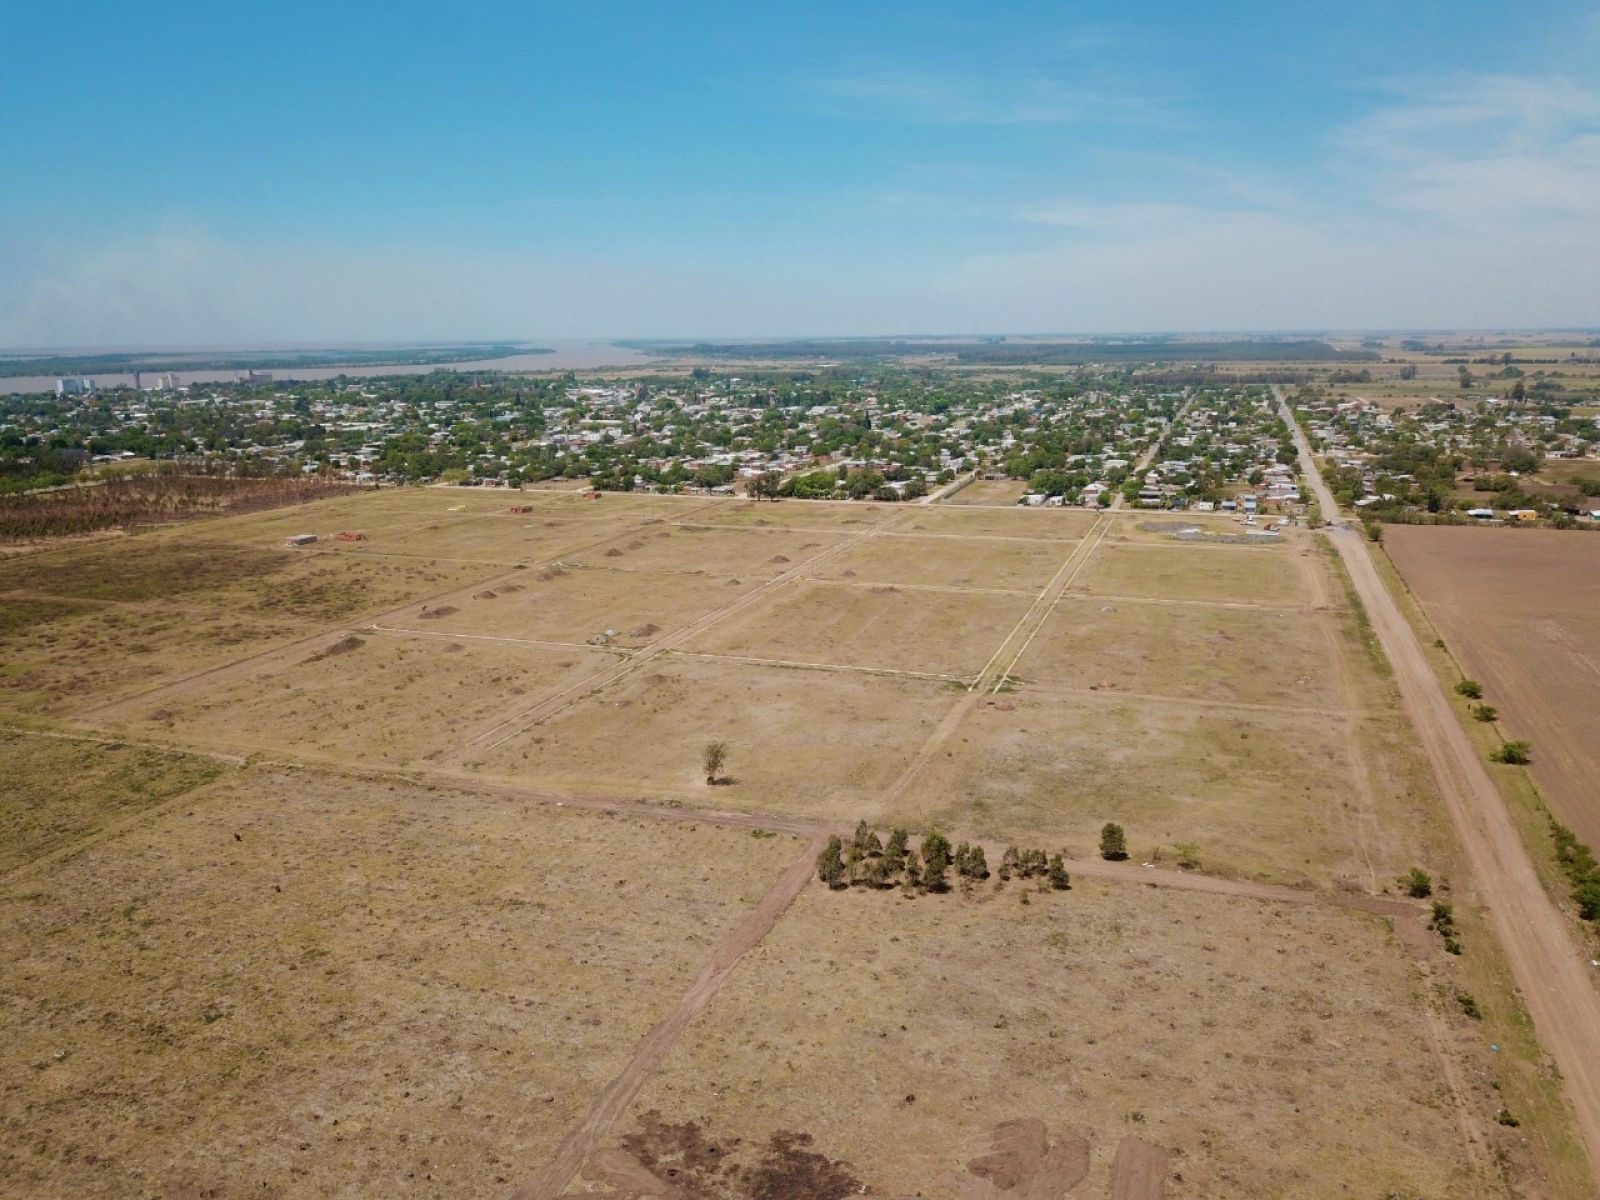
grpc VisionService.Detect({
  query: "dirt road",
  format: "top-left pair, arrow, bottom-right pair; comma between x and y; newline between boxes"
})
513,833 -> 829,1200
1277,388 -> 1600,1173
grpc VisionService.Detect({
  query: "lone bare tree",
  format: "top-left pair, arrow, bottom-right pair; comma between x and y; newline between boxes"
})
703,740 -> 728,785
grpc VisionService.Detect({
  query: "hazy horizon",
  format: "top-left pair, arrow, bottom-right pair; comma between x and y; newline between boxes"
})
5,1 -> 1598,345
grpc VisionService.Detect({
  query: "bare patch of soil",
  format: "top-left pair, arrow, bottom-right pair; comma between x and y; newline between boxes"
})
601,1112 -> 864,1200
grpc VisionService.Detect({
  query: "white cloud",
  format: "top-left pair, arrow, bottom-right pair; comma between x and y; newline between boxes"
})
3,73 -> 1595,344
936,72 -> 1600,331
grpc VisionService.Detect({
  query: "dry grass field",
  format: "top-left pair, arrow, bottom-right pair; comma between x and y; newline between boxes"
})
1384,525 -> 1600,848
814,532 -> 1069,591
1014,596 -> 1343,709
1077,541 -> 1309,607
946,478 -> 1030,505
122,633 -> 619,767
0,752 -> 800,1200
2,487 -> 1592,1199
475,656 -> 953,822
589,882 -> 1480,1200
683,579 -> 1031,677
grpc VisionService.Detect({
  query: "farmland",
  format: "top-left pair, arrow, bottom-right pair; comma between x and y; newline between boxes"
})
1383,525 -> 1600,849
1,486 -> 1592,1199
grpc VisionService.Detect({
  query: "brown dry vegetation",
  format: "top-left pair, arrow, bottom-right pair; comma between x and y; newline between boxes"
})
0,473 -> 358,542
683,579 -> 1031,677
594,881 -> 1488,1199
945,478 -> 1031,506
0,730 -> 224,873
814,532 -> 1070,591
0,763 -> 799,1200
1,486 -> 1592,1199
477,657 -> 952,823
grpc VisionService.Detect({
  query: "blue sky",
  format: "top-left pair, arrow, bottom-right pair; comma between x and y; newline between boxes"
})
3,0 -> 1597,344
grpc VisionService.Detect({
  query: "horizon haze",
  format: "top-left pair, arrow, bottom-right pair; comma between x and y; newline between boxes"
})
4,1 -> 1598,342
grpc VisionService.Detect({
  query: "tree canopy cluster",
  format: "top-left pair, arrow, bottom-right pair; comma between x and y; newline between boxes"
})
817,822 -> 1070,895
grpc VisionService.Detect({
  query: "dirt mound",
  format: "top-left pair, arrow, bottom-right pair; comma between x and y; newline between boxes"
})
769,555 -> 791,564
840,568 -> 857,577
444,642 -> 464,653
605,547 -> 625,557
870,585 -> 900,595
474,589 -> 499,600
726,578 -> 742,585
418,605 -> 458,619
630,623 -> 662,638
305,634 -> 365,663
536,567 -> 566,581
627,540 -> 645,550
498,583 -> 524,593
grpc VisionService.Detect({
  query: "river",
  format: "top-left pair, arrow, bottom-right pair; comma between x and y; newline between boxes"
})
0,340 -> 660,395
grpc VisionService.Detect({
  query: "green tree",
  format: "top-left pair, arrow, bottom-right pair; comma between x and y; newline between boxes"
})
1400,867 -> 1433,898
1047,854 -> 1071,890
1000,846 -> 1021,879
1099,822 -> 1129,861
852,820 -> 882,859
883,828 -> 909,874
959,844 -> 990,881
922,830 -> 952,891
1492,740 -> 1532,765
749,470 -> 783,501
816,836 -> 845,889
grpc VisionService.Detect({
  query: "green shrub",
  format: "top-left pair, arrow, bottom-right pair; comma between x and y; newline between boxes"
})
1099,822 -> 1129,861
1491,740 -> 1531,765
1400,867 -> 1433,898
816,837 -> 846,889
1455,679 -> 1483,699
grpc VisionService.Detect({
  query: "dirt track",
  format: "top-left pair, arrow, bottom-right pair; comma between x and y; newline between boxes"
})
1278,388 -> 1600,1173
513,833 -> 829,1200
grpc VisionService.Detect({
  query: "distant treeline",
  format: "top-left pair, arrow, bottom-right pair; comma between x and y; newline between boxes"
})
650,339 -> 1378,364
1132,369 -> 1320,386
0,344 -> 549,379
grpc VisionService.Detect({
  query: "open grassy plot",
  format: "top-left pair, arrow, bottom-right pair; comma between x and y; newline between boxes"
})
946,478 -> 1030,505
0,768 -> 801,1200
682,579 -> 1030,677
474,657 -> 956,824
0,599 -> 312,717
395,567 -> 765,649
299,513 -> 607,564
898,505 -> 1099,540
675,499 -> 899,530
1103,513 -> 1285,544
813,532 -> 1070,591
115,632 -> 618,767
560,524 -> 846,578
1015,596 -> 1348,710
0,541 -> 492,717
588,884 -> 1480,1200
1077,542 -> 1309,607
0,731 -> 226,874
902,692 -> 1384,887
